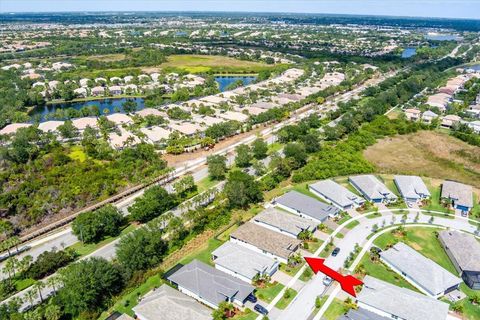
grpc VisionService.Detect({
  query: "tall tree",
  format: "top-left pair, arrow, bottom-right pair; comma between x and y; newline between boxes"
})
252,138 -> 268,159
235,144 -> 252,168
128,185 -> 175,223
207,155 -> 228,180
224,170 -> 263,208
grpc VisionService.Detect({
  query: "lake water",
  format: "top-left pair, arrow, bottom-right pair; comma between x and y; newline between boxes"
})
215,76 -> 256,92
467,64 -> 480,71
32,98 -> 145,122
401,48 -> 417,58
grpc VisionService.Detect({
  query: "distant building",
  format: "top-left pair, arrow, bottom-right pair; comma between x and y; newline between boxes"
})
211,242 -> 279,283
273,190 -> 340,222
405,108 -> 421,121
309,179 -> 365,210
438,230 -> 480,290
167,260 -> 254,309
441,114 -> 462,128
133,284 -> 211,320
348,175 -> 397,204
357,276 -> 450,320
380,242 -> 461,298
393,175 -> 430,203
441,180 -> 473,214
422,110 -> 439,124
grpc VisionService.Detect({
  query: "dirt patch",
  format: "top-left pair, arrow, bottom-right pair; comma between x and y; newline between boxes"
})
364,131 -> 480,188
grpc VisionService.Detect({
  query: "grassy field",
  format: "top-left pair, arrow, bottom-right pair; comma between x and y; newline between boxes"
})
196,176 -> 220,193
178,238 -> 223,266
155,54 -> 279,74
364,131 -> 480,188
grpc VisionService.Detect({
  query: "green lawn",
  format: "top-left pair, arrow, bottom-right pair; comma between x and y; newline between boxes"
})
69,224 -> 137,257
323,298 -> 349,320
14,278 -> 35,292
197,176 -> 220,193
336,213 -> 352,225
365,211 -> 382,219
305,239 -> 323,254
280,262 -> 304,277
345,220 -> 360,229
299,267 -> 314,282
373,227 -> 457,274
423,184 -> 452,214
320,242 -> 335,258
267,142 -> 283,154
358,255 -> 418,291
275,288 -> 298,310
216,224 -> 239,242
179,238 -> 224,266
457,283 -> 480,320
256,282 -> 284,303
233,309 -> 258,320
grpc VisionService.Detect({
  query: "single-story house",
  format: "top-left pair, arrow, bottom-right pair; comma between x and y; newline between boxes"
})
38,121 -> 64,133
438,230 -> 480,290
106,113 -> 133,125
167,259 -> 254,309
441,180 -> 473,213
393,175 -> 430,203
217,111 -> 249,122
0,123 -> 31,136
168,122 -> 204,137
379,242 -> 461,298
108,129 -> 141,149
140,126 -> 170,143
348,175 -> 398,204
74,87 -> 88,98
467,120 -> 480,133
422,110 -> 439,124
405,108 -> 421,121
252,207 -> 317,238
72,117 -> 98,131
133,284 -> 211,320
211,242 -> 279,283
357,276 -> 450,320
273,190 -> 340,223
309,179 -> 365,210
441,114 -> 462,128
91,86 -> 105,96
135,108 -> 165,118
109,85 -> 122,95
338,308 -> 389,320
230,222 -> 301,264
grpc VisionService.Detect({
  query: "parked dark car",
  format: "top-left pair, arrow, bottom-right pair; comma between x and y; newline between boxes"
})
254,304 -> 269,315
332,247 -> 340,256
246,294 -> 257,303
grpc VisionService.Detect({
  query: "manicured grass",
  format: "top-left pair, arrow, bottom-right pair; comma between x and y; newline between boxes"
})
358,255 -> 418,291
320,242 -> 335,258
458,283 -> 480,320
305,239 -> 323,254
336,213 -> 352,225
345,220 -> 360,229
216,223 -> 239,242
15,278 -> 35,292
373,227 -> 457,274
365,211 -> 382,219
233,309 -> 258,320
160,54 -> 278,74
288,182 -> 327,202
267,142 -> 283,154
299,267 -> 314,282
423,183 -> 452,214
280,262 -> 304,277
112,274 -> 164,316
69,224 -> 137,257
256,282 -> 284,303
323,298 -> 349,320
275,288 -> 298,310
179,238 -> 223,266
197,176 -> 220,193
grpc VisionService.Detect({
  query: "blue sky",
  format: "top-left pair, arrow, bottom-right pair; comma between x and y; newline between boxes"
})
1,1 -> 480,19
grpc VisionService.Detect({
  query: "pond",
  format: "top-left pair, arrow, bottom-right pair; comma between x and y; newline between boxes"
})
215,76 -> 256,92
467,64 -> 480,71
401,48 -> 417,58
31,97 -> 146,122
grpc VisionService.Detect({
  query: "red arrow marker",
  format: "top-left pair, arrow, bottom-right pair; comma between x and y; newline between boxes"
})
304,257 -> 363,297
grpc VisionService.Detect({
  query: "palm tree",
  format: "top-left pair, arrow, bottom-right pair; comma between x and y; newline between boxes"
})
19,255 -> 33,274
25,289 -> 38,308
46,276 -> 60,294
3,258 -> 16,281
33,281 -> 45,303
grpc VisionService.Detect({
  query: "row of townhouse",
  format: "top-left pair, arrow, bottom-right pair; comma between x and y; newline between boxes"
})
405,108 -> 480,133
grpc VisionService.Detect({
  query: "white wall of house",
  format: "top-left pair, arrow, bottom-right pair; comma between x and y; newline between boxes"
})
252,220 -> 298,238
229,237 -> 289,264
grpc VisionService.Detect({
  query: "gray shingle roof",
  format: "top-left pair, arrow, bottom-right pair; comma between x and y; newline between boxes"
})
380,242 -> 461,296
349,175 -> 397,201
394,175 -> 431,200
230,222 -> 301,260
439,230 -> 480,272
309,179 -> 365,208
133,284 -> 211,320
167,260 -> 254,307
441,180 -> 473,208
338,308 -> 389,320
358,276 -> 450,320
253,207 -> 317,236
274,190 -> 339,221
212,242 -> 278,280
